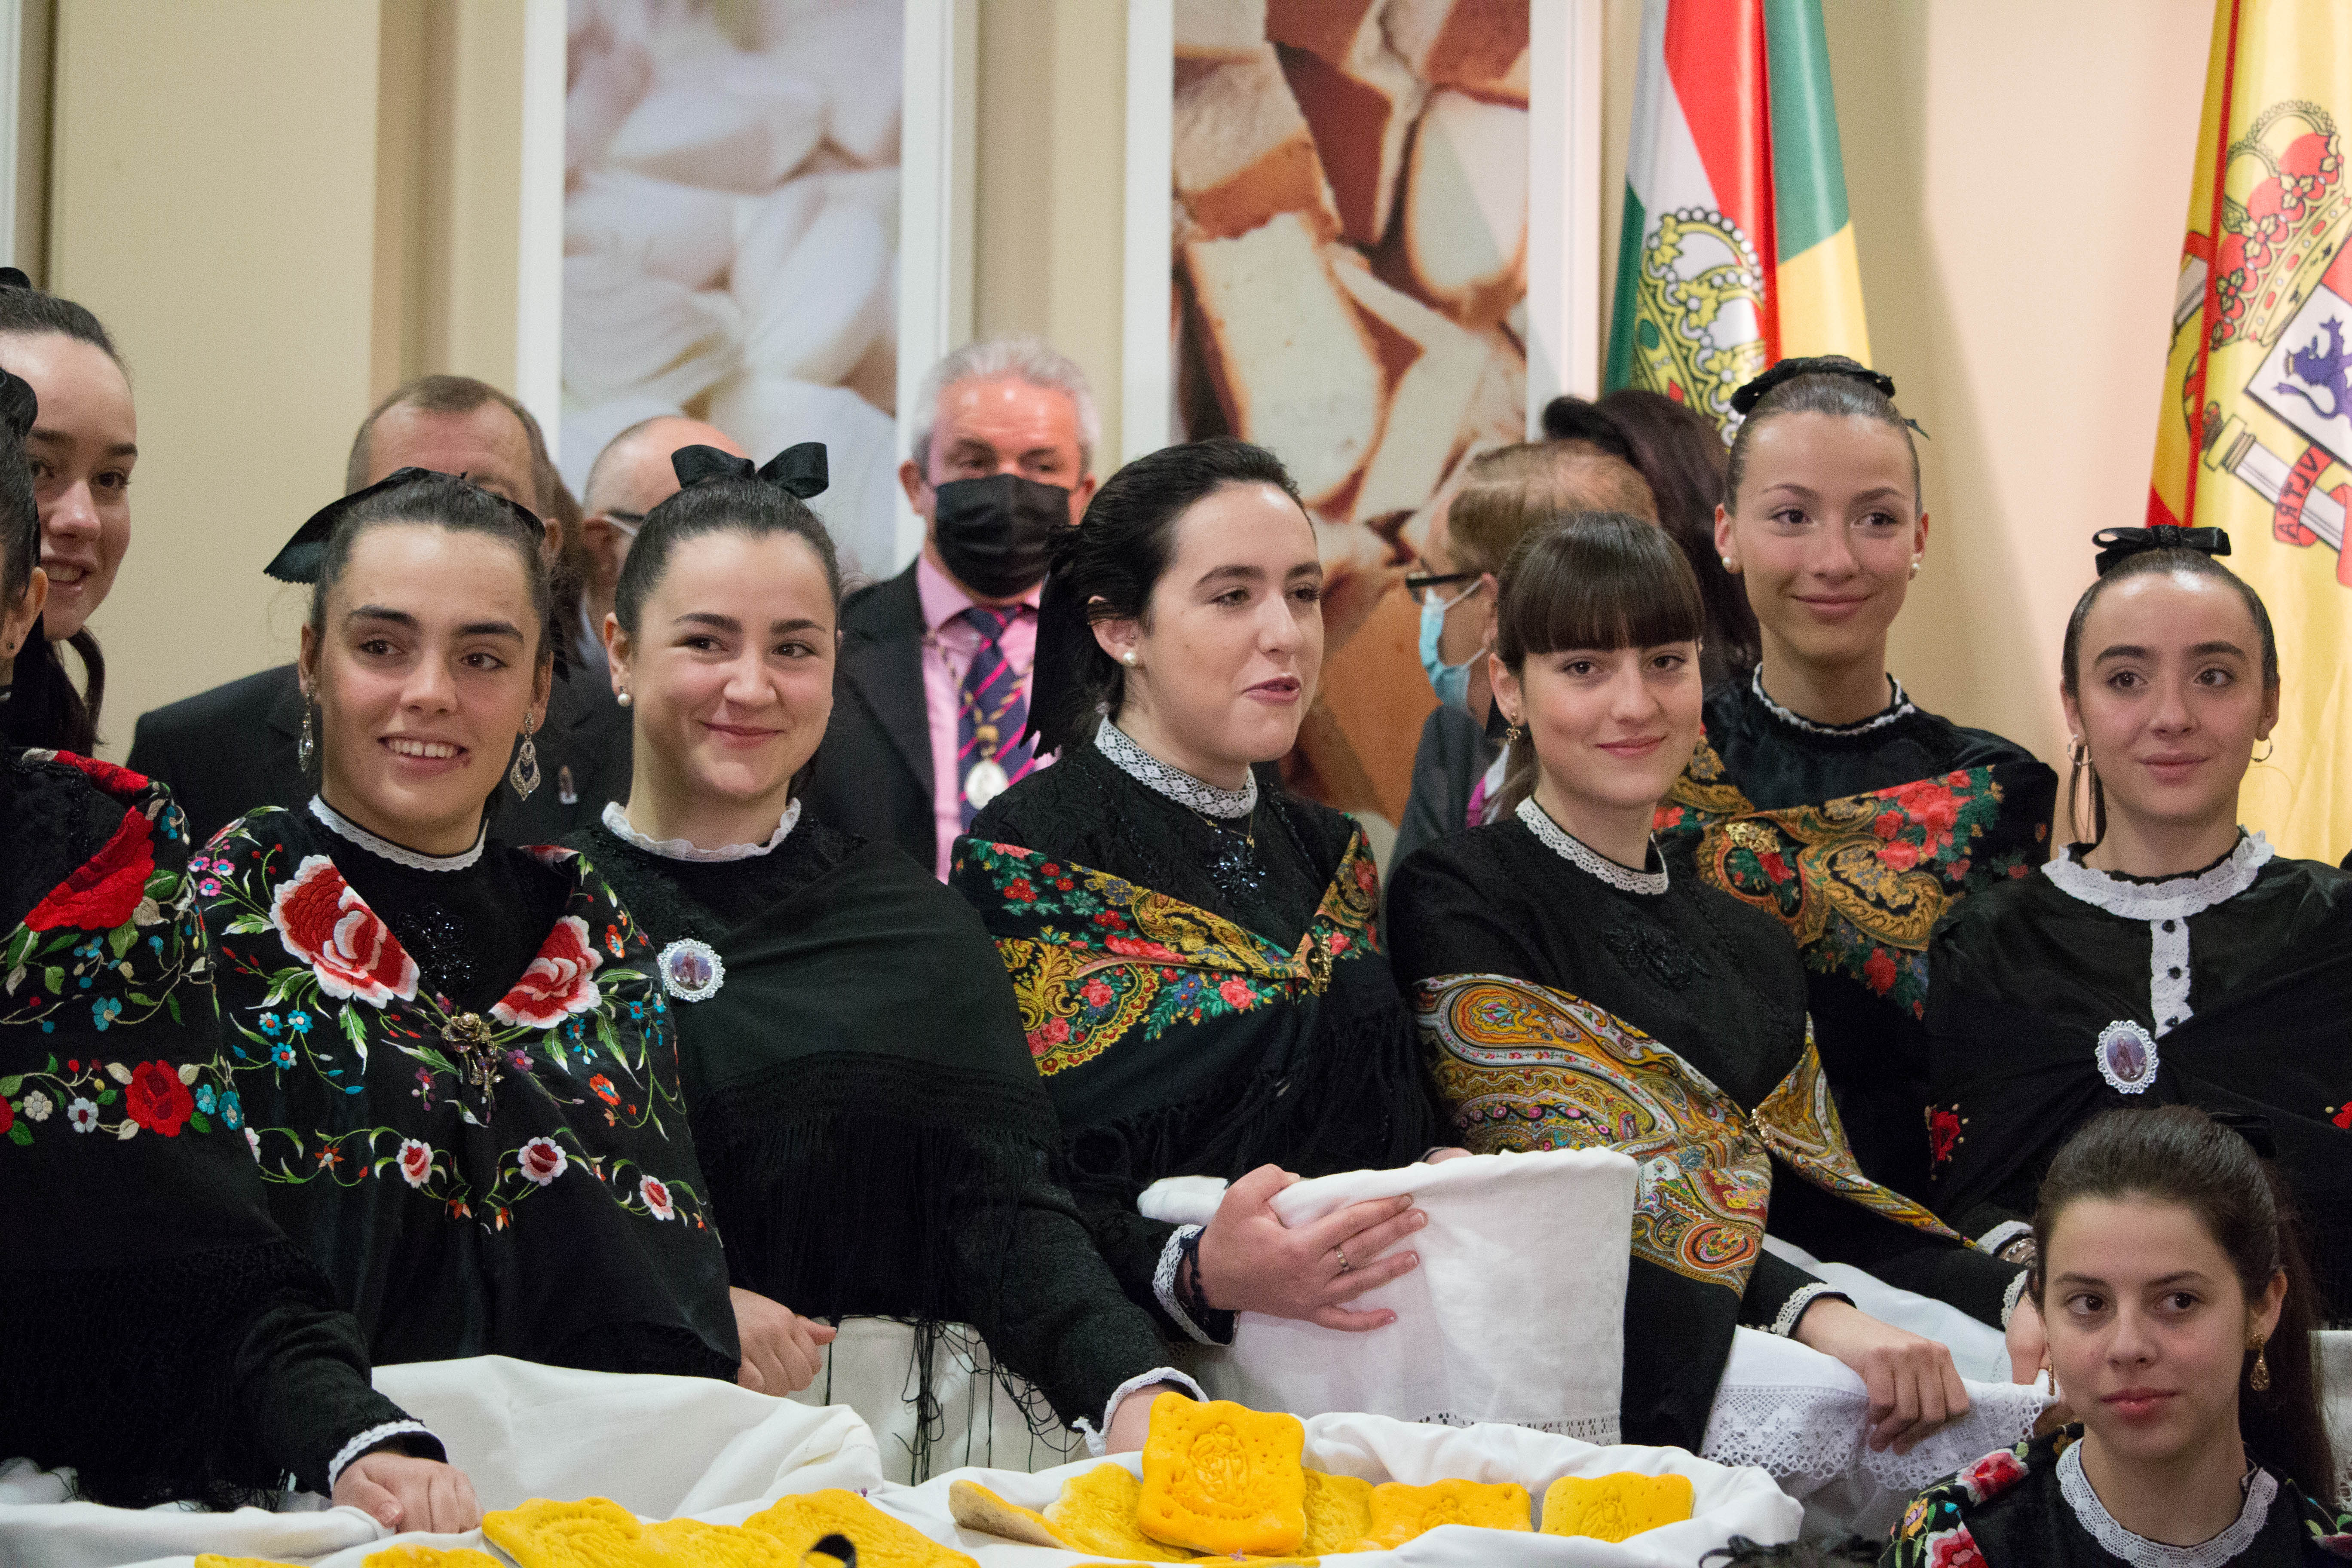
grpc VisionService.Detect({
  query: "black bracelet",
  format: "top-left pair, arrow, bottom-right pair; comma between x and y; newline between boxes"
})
1177,1226 -> 1214,1321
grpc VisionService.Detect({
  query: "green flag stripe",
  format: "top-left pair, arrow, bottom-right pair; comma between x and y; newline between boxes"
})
1763,0 -> 1848,261
1604,186 -> 1648,393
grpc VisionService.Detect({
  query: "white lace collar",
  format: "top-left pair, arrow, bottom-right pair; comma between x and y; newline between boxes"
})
601,799 -> 800,863
2057,1439 -> 2277,1568
1750,665 -> 1917,737
309,795 -> 484,871
1515,797 -> 1669,896
2042,833 -> 2273,920
1095,717 -> 1258,819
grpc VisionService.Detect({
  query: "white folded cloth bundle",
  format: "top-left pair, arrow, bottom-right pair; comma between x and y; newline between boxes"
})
1139,1148 -> 1637,1444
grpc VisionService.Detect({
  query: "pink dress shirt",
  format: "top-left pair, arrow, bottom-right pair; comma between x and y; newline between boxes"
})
915,554 -> 1050,880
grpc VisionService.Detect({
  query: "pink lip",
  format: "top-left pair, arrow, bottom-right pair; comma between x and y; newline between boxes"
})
2139,754 -> 2211,778
1245,677 -> 1302,704
704,721 -> 783,744
2102,1389 -> 2176,1422
1598,736 -> 1665,757
378,736 -> 470,775
1793,594 -> 1871,619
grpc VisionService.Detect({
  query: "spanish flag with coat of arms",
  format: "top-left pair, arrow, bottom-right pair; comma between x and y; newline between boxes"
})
1605,0 -> 1868,434
2150,0 -> 2352,861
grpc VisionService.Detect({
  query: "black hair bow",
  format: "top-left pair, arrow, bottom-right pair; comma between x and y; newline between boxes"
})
2090,524 -> 2231,577
264,467 -> 548,585
0,267 -> 28,291
671,441 -> 829,499
1731,355 -> 1898,417
2206,1110 -> 2276,1160
0,364 -> 35,441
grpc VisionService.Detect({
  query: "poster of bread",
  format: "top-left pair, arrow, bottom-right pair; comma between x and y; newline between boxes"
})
561,0 -> 903,576
1172,0 -> 1531,826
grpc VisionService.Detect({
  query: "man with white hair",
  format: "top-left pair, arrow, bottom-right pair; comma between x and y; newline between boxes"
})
800,337 -> 1099,878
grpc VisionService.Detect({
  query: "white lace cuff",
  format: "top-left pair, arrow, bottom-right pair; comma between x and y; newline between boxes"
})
2001,1267 -> 2031,1329
1976,1219 -> 2033,1257
1769,1283 -> 1848,1339
1072,1367 -> 1209,1456
1154,1225 -> 1219,1344
325,1419 -> 436,1492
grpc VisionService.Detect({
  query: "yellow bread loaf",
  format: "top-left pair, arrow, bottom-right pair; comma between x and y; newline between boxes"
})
1540,1472 -> 1695,1542
1048,1464 -> 1197,1562
481,1495 -> 649,1568
641,1516 -> 800,1566
744,1487 -> 979,1568
1137,1393 -> 1309,1557
946,1477 -> 1066,1548
1358,1478 -> 1532,1549
1299,1469 -> 1375,1555
364,1550 -> 506,1568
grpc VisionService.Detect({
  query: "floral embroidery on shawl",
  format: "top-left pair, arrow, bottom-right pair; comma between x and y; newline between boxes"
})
1654,739 -> 2046,1017
1416,973 -> 1960,1295
202,818 -> 708,1232
953,832 -> 1381,1077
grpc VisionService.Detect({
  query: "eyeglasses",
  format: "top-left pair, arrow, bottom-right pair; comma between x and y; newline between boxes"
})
1403,571 -> 1482,603
599,509 -> 646,539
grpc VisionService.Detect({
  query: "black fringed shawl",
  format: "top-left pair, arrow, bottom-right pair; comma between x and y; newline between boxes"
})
1,752 -> 428,1506
953,741 -> 1447,1335
573,812 -> 1170,1432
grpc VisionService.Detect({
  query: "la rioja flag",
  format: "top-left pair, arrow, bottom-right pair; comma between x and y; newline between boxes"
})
1604,0 -> 1869,434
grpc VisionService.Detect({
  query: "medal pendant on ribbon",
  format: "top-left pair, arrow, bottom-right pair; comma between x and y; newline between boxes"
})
963,756 -> 1011,811
659,938 -> 725,1002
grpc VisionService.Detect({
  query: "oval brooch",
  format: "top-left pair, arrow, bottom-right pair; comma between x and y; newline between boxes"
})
2095,1019 -> 2158,1095
658,938 -> 725,1002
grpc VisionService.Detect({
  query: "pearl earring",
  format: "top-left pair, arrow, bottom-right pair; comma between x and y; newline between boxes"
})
616,689 -> 632,707
1121,651 -> 1137,667
1719,556 -> 1736,572
1908,560 -> 1921,579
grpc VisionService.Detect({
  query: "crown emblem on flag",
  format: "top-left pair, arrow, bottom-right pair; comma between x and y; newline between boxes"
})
1627,208 -> 1769,429
2212,101 -> 2349,350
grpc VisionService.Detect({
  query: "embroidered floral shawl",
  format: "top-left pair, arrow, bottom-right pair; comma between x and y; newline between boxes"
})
199,806 -> 738,1374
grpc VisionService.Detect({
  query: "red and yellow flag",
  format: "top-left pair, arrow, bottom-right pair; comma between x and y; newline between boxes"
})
2149,0 -> 2352,860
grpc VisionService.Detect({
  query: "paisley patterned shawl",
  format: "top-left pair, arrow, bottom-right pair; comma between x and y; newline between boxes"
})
1416,971 -> 1960,1296
1655,738 -> 2052,1017
952,830 -> 1381,1081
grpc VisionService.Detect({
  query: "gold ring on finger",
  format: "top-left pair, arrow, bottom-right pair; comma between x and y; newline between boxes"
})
1335,1245 -> 1352,1274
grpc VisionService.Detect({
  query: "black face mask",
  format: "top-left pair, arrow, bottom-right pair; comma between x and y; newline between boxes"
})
930,474 -> 1074,598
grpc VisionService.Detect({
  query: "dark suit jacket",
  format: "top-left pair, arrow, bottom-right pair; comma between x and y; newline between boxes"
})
127,661 -> 632,849
1390,703 -> 1503,878
799,563 -> 939,873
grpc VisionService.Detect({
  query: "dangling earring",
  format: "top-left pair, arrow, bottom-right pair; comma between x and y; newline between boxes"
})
2253,738 -> 2275,764
510,717 -> 542,801
2250,1334 -> 2270,1392
2066,735 -> 2086,767
616,689 -> 631,708
1504,718 -> 1525,746
298,703 -> 317,771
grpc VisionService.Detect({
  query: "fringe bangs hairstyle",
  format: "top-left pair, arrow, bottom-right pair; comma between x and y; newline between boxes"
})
1491,511 -> 1706,815
2030,1106 -> 2334,1504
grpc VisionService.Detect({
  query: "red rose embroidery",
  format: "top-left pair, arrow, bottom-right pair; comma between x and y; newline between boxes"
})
639,1173 -> 675,1220
1352,861 -> 1378,895
1327,932 -> 1351,956
0,1097 -> 12,1136
271,855 -> 420,1005
26,806 -> 156,931
1006,878 -> 1037,903
518,1136 -> 567,1186
1080,978 -> 1114,1009
1217,977 -> 1255,1008
45,753 -> 150,794
1923,1524 -> 1987,1568
1863,947 -> 1898,996
125,1060 -> 195,1136
1758,849 -> 1793,882
1105,935 -> 1179,961
2334,1103 -> 2352,1131
1958,1447 -> 2026,1504
396,1138 -> 435,1188
1896,779 -> 1963,849
1927,1107 -> 1963,1167
1879,839 -> 1922,871
1871,810 -> 1904,841
491,916 -> 603,1029
1034,1017 -> 1071,1048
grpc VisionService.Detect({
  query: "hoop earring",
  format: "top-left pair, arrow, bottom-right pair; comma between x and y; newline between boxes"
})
510,717 -> 542,801
2253,738 -> 2275,764
2250,1333 -> 2270,1392
298,703 -> 317,772
2066,735 -> 2086,768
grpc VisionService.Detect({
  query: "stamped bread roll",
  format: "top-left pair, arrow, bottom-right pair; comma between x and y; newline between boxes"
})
1403,89 -> 1528,325
1183,211 -> 1386,508
1174,45 -> 1341,241
1272,4 -> 1427,245
1332,262 -> 1488,522
1176,0 -> 1268,61
1384,0 -> 1531,96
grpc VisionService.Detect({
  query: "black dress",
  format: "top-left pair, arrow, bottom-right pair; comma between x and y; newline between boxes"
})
195,799 -> 740,1377
1882,1427 -> 2350,1567
952,724 -> 1446,1344
1,750 -> 438,1507
570,805 -> 1174,1438
1388,799 -> 2024,1450
1655,669 -> 2058,1201
1925,833 -> 2352,1319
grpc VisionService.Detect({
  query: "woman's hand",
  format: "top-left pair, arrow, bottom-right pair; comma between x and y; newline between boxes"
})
1792,1297 -> 1972,1455
729,1285 -> 837,1395
2004,1290 -> 2048,1385
1194,1164 -> 1424,1330
1104,1382 -> 1188,1453
333,1450 -> 481,1534
1422,1147 -> 1476,1164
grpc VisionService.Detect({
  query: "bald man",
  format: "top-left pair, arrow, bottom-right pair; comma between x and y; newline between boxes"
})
572,417 -> 748,677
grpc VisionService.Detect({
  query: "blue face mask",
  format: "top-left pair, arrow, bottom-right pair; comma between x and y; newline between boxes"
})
1418,583 -> 1484,713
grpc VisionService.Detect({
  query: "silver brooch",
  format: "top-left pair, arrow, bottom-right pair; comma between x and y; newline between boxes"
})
658,938 -> 725,1002
2095,1019 -> 2158,1095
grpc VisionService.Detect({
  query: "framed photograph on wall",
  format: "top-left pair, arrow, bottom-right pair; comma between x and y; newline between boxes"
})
1124,0 -> 1600,833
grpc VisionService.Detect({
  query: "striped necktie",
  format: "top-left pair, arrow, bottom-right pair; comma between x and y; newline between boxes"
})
956,605 -> 1037,826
